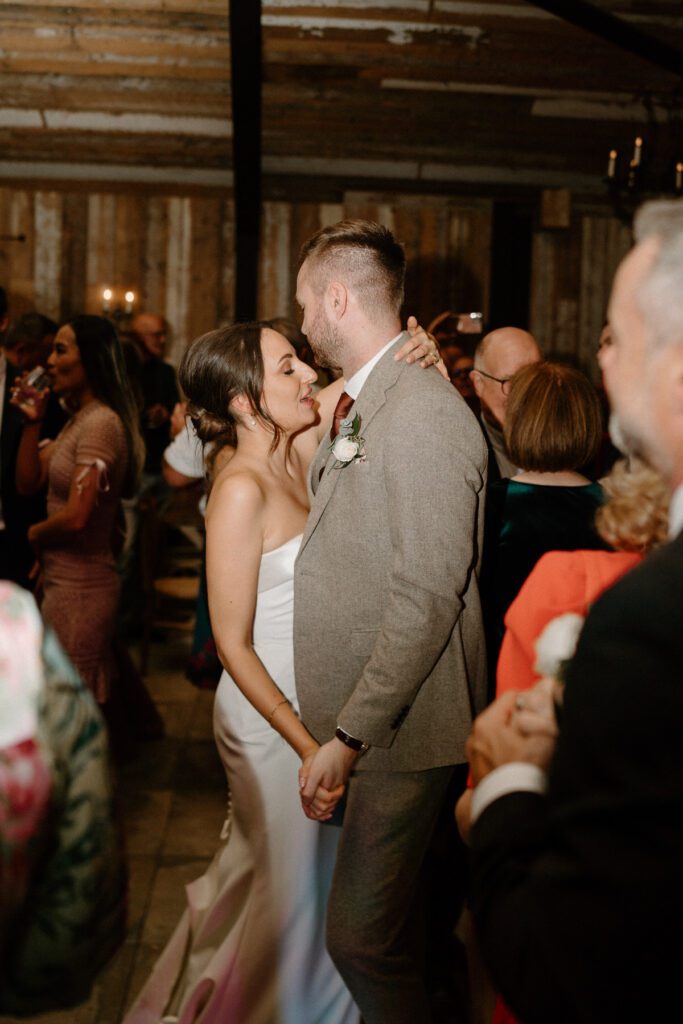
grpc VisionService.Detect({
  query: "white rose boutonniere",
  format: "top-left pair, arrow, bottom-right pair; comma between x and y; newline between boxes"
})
330,413 -> 366,469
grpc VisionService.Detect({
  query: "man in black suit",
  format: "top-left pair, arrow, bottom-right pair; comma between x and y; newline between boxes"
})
463,198 -> 683,1023
0,313 -> 66,588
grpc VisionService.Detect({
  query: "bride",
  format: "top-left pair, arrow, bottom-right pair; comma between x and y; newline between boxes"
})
124,319 -> 441,1024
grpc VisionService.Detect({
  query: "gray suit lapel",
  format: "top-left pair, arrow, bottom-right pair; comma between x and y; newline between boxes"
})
300,334 -> 408,556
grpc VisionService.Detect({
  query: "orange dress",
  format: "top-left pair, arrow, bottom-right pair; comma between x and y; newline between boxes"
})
491,547 -> 642,1024
40,401 -> 127,703
496,548 -> 643,698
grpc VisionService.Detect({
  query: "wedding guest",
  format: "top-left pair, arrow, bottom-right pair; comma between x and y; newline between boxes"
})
12,315 -> 144,702
470,457 -> 670,1024
464,198 -> 683,1024
0,582 -> 125,1015
470,327 -> 542,479
496,457 -> 669,696
130,312 -> 179,491
124,316 -> 440,1024
1,314 -> 67,588
480,360 -> 609,684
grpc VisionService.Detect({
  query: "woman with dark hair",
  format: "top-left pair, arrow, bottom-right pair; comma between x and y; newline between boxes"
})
480,361 -> 610,685
12,315 -> 144,702
125,320 -> 440,1024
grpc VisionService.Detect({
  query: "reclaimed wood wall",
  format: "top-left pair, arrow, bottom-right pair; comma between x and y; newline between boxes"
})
0,186 -> 234,365
0,181 -> 629,374
530,213 -> 632,379
258,193 -> 492,328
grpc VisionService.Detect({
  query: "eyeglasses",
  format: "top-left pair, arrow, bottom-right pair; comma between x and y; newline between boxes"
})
473,369 -> 513,395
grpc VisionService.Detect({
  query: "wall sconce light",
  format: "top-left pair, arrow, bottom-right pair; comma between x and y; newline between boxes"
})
101,286 -> 137,321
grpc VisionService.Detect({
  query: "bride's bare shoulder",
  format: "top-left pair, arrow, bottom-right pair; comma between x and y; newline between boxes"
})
206,463 -> 266,524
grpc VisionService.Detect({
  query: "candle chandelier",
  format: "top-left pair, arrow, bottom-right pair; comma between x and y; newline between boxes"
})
603,93 -> 683,223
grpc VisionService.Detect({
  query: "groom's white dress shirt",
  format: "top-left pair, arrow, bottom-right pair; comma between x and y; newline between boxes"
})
343,334 -> 402,402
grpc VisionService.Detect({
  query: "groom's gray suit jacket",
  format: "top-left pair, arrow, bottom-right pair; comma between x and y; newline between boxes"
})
294,335 -> 488,772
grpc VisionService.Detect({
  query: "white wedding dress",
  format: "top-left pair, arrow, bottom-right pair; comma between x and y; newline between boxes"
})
125,534 -> 357,1024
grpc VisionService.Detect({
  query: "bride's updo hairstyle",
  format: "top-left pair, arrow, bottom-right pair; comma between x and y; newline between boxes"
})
179,321 -> 284,475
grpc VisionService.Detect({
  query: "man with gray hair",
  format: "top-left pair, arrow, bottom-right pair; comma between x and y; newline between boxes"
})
463,198 -> 683,1022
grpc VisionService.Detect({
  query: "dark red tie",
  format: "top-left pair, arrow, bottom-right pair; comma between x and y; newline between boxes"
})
330,391 -> 354,442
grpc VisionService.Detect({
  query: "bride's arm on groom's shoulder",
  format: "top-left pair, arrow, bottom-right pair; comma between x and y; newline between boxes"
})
399,315 -> 448,380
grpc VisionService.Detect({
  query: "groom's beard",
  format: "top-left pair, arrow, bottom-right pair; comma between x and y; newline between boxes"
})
307,312 -> 345,370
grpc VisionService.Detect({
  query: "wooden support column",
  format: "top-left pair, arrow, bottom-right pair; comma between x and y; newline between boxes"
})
229,0 -> 262,320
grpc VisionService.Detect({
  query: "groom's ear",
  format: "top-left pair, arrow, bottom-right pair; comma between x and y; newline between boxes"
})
326,281 -> 348,321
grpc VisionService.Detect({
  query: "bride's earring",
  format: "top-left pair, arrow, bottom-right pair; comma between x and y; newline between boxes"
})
250,417 -> 257,428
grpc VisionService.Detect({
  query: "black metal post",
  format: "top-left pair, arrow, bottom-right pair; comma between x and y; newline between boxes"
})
229,0 -> 262,320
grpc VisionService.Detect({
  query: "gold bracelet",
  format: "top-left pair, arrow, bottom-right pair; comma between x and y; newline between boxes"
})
268,697 -> 291,726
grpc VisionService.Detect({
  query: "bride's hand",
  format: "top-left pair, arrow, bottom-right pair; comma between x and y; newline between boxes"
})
395,316 -> 449,380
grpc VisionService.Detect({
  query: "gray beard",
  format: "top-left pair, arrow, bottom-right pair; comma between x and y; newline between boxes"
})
609,411 -> 672,478
608,411 -> 639,458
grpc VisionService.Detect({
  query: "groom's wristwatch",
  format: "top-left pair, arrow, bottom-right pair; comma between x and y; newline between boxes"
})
335,725 -> 369,755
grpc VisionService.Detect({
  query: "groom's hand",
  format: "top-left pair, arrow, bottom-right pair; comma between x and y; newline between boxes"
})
300,739 -> 358,819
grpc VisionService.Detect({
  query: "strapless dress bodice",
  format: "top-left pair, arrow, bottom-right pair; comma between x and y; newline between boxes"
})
252,533 -> 302,647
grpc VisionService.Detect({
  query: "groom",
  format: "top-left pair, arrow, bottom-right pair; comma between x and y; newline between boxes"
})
294,220 -> 488,1023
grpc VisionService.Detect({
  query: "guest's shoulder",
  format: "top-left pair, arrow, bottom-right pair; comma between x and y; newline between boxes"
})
81,402 -> 125,438
69,404 -> 126,464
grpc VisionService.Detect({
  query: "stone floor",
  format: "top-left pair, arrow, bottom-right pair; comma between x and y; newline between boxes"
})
0,633 -> 227,1024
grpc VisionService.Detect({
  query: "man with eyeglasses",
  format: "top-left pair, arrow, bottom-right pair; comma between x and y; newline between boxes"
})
470,327 -> 542,479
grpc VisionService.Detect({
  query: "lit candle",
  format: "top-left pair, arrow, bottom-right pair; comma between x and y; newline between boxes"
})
124,290 -> 135,314
607,149 -> 617,179
102,287 -> 113,315
676,162 -> 683,194
632,137 -> 643,167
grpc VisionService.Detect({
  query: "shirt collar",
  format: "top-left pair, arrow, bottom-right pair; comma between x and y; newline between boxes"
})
669,482 -> 683,539
344,333 -> 403,401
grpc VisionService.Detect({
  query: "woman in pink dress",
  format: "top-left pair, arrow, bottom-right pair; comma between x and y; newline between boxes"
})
12,315 -> 144,702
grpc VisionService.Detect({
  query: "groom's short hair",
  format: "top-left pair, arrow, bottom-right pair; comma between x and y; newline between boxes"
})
299,220 -> 405,317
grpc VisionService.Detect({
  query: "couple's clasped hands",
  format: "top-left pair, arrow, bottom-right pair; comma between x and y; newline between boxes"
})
298,739 -> 358,821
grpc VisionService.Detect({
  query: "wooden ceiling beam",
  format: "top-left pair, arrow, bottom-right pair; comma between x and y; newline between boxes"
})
524,0 -> 683,78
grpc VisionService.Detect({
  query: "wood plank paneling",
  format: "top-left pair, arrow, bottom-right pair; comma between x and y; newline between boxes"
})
186,196 -> 223,344
530,211 -> 632,378
61,191 -> 88,318
0,179 -> 633,380
33,191 -> 63,321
